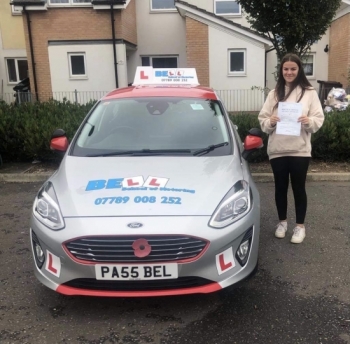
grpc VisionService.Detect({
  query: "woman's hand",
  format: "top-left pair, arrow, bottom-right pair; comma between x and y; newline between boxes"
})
298,115 -> 310,125
270,115 -> 280,127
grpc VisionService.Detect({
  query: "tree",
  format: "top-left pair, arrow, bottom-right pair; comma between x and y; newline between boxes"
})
236,0 -> 342,60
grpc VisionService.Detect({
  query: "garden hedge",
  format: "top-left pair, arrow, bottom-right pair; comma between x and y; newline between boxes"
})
0,99 -> 349,162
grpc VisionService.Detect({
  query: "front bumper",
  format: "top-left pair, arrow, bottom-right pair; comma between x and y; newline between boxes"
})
30,208 -> 260,297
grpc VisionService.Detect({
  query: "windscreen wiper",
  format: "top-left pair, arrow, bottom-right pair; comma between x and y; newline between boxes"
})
87,149 -> 192,157
193,142 -> 229,156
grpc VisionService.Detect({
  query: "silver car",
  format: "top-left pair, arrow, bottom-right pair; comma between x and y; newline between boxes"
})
30,68 -> 263,297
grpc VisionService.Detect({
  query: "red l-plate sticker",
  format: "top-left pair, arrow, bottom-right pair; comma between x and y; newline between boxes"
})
45,250 -> 61,277
216,247 -> 235,275
48,253 -> 58,274
219,253 -> 232,271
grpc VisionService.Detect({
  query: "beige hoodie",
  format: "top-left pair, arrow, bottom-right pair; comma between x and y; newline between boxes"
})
258,86 -> 324,160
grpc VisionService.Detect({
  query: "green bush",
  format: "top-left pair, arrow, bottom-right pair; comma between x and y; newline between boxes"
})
229,112 -> 269,162
0,100 -> 349,162
311,111 -> 350,160
230,109 -> 350,162
0,99 -> 95,162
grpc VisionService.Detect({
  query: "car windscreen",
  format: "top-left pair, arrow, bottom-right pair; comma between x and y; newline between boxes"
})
71,97 -> 232,157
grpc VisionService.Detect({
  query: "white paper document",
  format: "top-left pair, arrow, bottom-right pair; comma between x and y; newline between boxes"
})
276,102 -> 302,136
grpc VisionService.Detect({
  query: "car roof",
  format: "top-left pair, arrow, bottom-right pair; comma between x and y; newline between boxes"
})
102,85 -> 219,101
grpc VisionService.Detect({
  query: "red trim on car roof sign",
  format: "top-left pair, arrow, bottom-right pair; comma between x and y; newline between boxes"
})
56,283 -> 221,297
102,86 -> 218,101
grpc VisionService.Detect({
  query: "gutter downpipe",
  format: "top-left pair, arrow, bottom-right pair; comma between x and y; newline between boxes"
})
110,1 -> 119,88
24,7 -> 39,101
265,47 -> 275,88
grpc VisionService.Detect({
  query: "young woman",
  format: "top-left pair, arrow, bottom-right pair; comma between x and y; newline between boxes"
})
258,53 -> 324,243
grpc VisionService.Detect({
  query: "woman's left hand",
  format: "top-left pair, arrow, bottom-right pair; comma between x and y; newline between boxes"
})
298,115 -> 310,125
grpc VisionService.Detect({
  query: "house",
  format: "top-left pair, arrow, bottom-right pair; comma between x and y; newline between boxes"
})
7,0 -> 350,110
328,0 -> 350,88
0,1 -> 28,102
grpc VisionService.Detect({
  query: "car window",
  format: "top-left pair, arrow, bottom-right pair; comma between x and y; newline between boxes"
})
73,97 -> 231,156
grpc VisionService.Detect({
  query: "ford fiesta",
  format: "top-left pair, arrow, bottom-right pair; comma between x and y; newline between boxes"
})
30,67 -> 263,297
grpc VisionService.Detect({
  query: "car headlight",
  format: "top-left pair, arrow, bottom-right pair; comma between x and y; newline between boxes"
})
33,182 -> 65,230
209,180 -> 251,228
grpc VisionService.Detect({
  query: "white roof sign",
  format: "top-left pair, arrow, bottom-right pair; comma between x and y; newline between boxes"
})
133,67 -> 199,86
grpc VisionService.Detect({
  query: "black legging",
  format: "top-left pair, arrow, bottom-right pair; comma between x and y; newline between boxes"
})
270,156 -> 310,224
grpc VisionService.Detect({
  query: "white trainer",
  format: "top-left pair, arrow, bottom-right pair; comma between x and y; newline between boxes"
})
275,221 -> 288,238
291,226 -> 306,244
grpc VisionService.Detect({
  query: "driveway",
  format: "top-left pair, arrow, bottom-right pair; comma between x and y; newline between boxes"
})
0,181 -> 349,344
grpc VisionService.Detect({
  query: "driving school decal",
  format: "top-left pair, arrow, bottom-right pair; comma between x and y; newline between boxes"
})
86,176 -> 195,206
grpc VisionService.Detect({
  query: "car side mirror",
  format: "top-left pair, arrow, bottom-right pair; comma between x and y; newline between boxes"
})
50,129 -> 69,154
242,128 -> 264,161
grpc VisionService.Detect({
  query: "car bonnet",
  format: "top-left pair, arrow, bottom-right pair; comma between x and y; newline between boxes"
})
51,155 -> 245,217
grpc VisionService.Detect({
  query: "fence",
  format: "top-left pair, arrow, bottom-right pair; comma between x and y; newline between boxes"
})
0,88 -> 269,112
216,89 -> 266,112
2,86 -> 337,112
0,90 -> 109,106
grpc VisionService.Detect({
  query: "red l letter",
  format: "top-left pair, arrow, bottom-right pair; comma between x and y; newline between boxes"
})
149,179 -> 161,187
219,254 -> 232,271
48,253 -> 58,274
140,71 -> 148,79
127,179 -> 139,186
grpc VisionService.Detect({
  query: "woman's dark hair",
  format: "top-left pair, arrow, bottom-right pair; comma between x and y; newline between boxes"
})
273,53 -> 312,110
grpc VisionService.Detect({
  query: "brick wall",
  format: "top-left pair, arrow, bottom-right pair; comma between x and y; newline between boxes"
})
185,17 -> 209,87
120,0 -> 137,44
328,14 -> 350,87
22,0 -> 137,100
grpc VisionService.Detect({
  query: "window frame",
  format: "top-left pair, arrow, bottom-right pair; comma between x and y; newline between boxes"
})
11,5 -> 22,15
150,0 -> 176,13
5,58 -> 28,84
228,49 -> 246,76
68,52 -> 88,79
214,0 -> 241,16
302,53 -> 316,79
141,55 -> 178,68
49,0 -> 91,7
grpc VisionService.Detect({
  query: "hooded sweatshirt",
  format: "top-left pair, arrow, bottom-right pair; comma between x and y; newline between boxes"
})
258,86 -> 324,160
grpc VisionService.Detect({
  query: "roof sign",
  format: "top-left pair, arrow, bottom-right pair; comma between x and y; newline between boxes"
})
133,67 -> 199,87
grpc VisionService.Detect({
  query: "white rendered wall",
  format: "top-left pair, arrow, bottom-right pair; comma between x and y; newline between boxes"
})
128,0 -> 187,84
48,43 -> 125,102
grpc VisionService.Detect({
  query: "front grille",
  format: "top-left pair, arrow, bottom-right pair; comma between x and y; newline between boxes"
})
65,235 -> 208,263
63,277 -> 213,291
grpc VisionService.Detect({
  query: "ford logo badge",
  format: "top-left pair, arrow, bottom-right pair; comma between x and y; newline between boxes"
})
127,222 -> 143,228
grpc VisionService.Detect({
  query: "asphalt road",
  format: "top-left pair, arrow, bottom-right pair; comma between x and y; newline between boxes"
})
0,182 -> 349,344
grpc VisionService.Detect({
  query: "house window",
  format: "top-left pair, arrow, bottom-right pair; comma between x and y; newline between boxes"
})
303,54 -> 315,78
215,0 -> 241,15
6,58 -> 28,83
228,49 -> 246,75
141,56 -> 178,68
150,0 -> 176,11
68,53 -> 87,78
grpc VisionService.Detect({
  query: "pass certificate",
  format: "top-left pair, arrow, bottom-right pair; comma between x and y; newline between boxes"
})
276,102 -> 302,136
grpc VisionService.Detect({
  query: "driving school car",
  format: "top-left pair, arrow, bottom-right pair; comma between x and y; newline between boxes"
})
30,67 -> 263,297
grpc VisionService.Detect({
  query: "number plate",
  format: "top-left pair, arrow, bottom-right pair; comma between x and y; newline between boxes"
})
95,263 -> 178,280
